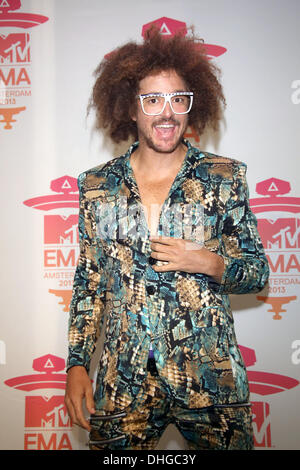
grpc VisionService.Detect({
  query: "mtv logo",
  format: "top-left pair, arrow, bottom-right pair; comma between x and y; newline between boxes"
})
0,33 -> 30,64
44,214 -> 78,245
252,401 -> 271,448
257,218 -> 300,250
25,396 -> 71,429
0,0 -> 21,12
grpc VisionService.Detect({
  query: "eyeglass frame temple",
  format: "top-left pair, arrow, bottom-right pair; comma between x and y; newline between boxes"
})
137,92 -> 194,116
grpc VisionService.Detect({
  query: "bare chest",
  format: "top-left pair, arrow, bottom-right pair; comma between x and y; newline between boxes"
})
135,177 -> 175,235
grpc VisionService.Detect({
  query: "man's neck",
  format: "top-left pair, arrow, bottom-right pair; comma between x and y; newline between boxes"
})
130,141 -> 187,179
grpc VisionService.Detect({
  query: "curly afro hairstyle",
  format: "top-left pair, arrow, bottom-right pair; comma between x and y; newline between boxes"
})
88,27 -> 226,143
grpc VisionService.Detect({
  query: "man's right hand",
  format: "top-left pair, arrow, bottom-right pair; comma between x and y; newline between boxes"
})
65,365 -> 95,431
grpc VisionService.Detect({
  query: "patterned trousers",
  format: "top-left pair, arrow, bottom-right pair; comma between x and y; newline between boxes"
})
89,363 -> 254,451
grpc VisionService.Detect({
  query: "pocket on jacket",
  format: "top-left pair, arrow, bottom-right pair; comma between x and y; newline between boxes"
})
197,324 -> 230,364
189,305 -> 229,331
167,323 -> 230,367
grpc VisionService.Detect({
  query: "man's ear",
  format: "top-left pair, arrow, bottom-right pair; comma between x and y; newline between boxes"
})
130,104 -> 137,122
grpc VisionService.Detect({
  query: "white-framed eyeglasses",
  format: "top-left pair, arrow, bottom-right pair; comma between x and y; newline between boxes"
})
137,92 -> 194,116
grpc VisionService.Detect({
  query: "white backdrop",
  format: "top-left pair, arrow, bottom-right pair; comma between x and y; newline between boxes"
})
1,0 -> 299,450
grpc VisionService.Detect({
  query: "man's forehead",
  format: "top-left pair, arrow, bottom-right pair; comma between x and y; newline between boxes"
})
138,69 -> 188,93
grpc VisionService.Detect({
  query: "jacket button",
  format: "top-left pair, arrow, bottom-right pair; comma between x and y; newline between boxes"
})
149,257 -> 156,265
146,285 -> 156,295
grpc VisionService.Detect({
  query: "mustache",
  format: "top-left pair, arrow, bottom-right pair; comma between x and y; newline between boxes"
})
152,118 -> 179,126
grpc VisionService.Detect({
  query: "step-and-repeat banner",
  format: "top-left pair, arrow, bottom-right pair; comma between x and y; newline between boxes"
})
1,0 -> 299,450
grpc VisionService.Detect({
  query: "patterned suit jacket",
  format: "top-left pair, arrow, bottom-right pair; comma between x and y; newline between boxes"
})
67,139 -> 269,412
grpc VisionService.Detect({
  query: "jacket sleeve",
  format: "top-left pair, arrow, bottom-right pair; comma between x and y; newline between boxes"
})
214,162 -> 269,295
66,173 -> 106,372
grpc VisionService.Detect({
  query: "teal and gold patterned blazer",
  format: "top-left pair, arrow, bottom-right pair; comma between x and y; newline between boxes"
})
67,139 -> 269,412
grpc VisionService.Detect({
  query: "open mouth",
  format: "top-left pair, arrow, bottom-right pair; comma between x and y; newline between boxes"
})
153,122 -> 177,139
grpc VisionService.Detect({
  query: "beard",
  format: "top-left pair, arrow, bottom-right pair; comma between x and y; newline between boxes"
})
137,117 -> 188,154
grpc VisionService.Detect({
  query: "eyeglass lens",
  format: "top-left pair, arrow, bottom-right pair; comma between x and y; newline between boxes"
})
142,94 -> 192,115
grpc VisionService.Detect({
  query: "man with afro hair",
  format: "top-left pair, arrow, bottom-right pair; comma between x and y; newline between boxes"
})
65,27 -> 269,450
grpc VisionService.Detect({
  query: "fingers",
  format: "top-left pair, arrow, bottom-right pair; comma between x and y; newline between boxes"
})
151,237 -> 199,250
150,237 -> 176,256
74,395 -> 91,431
150,236 -> 190,253
150,250 -> 171,261
65,392 -> 91,431
85,387 -> 96,416
150,242 -> 171,254
153,262 -> 177,272
65,396 -> 77,427
65,368 -> 94,431
149,236 -> 175,245
150,237 -> 178,269
149,238 -> 202,273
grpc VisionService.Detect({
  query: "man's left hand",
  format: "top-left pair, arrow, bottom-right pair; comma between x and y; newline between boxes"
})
149,236 -> 224,284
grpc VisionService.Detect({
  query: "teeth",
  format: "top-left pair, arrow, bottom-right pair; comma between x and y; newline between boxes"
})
156,124 -> 174,128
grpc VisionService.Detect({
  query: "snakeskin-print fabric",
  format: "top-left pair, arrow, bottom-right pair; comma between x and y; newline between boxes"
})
67,139 -> 269,411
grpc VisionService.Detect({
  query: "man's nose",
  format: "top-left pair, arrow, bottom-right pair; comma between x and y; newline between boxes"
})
161,100 -> 173,117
